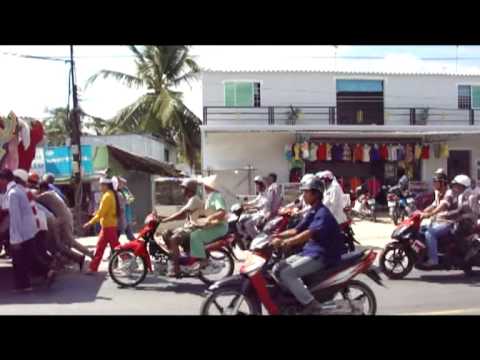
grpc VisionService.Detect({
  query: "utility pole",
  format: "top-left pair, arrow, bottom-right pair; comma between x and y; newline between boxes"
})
69,45 -> 83,234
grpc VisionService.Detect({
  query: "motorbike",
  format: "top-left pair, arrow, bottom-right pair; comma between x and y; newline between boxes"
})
200,234 -> 383,315
352,186 -> 377,222
108,211 -> 241,287
387,186 -> 416,225
380,211 -> 480,279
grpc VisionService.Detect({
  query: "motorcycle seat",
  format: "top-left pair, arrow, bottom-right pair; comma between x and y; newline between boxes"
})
302,250 -> 365,287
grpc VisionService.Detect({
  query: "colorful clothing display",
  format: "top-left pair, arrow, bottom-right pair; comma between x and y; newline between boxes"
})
285,144 -> 293,161
353,144 -> 363,162
363,144 -> 371,163
370,145 -> 381,162
301,141 -> 310,160
18,121 -> 44,171
415,144 -> 423,160
405,144 -> 414,163
440,144 -> 449,158
379,144 -> 389,161
332,144 -> 343,161
309,143 -> 318,161
293,143 -> 301,161
326,143 -> 332,161
343,144 -> 352,162
396,145 -> 405,161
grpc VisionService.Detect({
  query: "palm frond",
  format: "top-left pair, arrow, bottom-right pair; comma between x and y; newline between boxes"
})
85,70 -> 144,89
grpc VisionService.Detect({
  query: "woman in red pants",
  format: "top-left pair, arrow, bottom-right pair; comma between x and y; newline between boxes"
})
83,177 -> 120,274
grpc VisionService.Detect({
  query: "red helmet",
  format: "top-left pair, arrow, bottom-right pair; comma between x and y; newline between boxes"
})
28,171 -> 40,184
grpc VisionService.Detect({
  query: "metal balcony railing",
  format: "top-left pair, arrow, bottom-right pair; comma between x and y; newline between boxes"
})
203,106 -> 479,127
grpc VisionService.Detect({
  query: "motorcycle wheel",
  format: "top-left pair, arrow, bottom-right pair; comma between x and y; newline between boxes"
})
380,243 -> 414,280
330,280 -> 377,315
198,249 -> 235,285
200,288 -> 261,315
108,249 -> 148,288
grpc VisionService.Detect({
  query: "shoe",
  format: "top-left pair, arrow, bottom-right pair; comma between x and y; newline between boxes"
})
301,300 -> 323,315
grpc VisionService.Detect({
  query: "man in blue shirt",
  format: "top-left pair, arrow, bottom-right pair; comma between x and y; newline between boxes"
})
271,176 -> 345,314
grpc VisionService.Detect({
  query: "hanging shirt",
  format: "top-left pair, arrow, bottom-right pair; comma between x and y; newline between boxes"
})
301,141 -> 310,160
405,144 -> 414,163
353,144 -> 363,162
433,144 -> 441,159
440,144 -> 449,158
367,177 -> 382,198
370,145 -> 381,162
285,144 -> 293,161
309,143 -> 318,161
350,177 -> 362,192
421,145 -> 430,160
332,144 -> 343,161
396,145 -> 406,161
379,144 -> 389,161
415,144 -> 423,160
18,120 -> 45,171
326,143 -> 332,161
363,144 -> 371,163
293,143 -> 302,161
343,144 -> 352,162
317,143 -> 327,161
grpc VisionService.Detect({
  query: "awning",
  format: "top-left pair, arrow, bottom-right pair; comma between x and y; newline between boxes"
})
107,145 -> 180,177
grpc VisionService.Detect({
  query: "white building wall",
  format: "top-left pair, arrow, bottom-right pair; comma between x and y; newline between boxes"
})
204,132 -> 295,205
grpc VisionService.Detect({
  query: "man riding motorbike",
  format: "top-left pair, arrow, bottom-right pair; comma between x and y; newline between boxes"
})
316,170 -> 348,226
238,176 -> 269,240
159,178 -> 203,277
281,173 -> 315,217
421,174 -> 473,268
270,176 -> 345,314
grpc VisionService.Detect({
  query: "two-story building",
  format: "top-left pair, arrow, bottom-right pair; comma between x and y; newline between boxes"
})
201,69 -> 480,204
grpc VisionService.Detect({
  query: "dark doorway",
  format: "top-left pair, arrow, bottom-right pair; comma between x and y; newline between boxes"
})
448,150 -> 471,180
337,91 -> 384,125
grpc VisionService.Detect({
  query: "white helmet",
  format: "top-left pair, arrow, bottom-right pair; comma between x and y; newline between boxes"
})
452,174 -> 471,188
316,170 -> 334,181
254,175 -> 265,184
300,173 -> 315,184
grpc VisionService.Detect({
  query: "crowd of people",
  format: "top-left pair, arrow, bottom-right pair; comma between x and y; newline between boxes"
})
0,170 -> 136,292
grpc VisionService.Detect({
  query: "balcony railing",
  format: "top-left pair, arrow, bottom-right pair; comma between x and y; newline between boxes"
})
203,106 -> 479,126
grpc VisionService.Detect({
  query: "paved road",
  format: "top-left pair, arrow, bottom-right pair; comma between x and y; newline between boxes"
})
1,215 -> 480,315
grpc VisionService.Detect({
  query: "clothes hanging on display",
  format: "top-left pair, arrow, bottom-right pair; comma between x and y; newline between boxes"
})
3,135 -> 19,170
353,144 -> 363,162
317,143 -> 327,161
301,141 -> 310,160
421,145 -> 430,160
18,121 -> 44,171
309,143 -> 318,161
332,144 -> 343,161
285,144 -> 293,161
440,144 -> 449,158
326,143 -> 332,161
379,144 -> 389,161
343,144 -> 352,162
405,144 -> 414,163
363,144 -> 371,163
370,144 -> 381,162
433,144 -> 441,158
396,145 -> 406,161
0,112 -> 17,162
293,143 -> 301,161
415,144 -> 423,160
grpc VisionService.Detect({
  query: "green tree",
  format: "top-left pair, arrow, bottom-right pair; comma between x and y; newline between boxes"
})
86,45 -> 202,170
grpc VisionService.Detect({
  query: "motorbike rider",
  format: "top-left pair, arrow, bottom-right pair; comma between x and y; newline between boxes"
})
422,172 -> 449,215
238,176 -> 269,240
316,170 -> 348,225
271,176 -> 345,314
421,174 -> 473,268
281,173 -> 315,216
159,178 -> 203,277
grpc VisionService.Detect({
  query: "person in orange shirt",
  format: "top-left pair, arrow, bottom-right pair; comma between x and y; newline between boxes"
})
83,177 -> 120,274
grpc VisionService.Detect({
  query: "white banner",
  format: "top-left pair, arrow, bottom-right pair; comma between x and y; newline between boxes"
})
31,147 -> 46,176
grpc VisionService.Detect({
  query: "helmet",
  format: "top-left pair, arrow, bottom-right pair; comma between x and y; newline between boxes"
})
435,168 -> 446,176
99,177 -> 113,185
451,174 -> 471,188
432,173 -> 447,183
180,178 -> 198,193
28,171 -> 40,184
254,175 -> 265,184
300,173 -> 315,183
316,170 -> 334,181
42,172 -> 55,183
300,176 -> 324,193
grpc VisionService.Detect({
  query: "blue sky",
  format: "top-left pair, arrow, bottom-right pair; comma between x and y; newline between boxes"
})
1,45 -> 480,121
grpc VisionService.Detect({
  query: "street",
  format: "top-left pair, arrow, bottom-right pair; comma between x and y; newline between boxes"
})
1,216 -> 480,315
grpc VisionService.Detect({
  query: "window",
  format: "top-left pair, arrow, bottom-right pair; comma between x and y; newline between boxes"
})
164,148 -> 170,163
224,82 -> 261,107
458,85 -> 471,109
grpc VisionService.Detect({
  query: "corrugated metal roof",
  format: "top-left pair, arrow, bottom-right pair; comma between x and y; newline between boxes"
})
203,68 -> 480,77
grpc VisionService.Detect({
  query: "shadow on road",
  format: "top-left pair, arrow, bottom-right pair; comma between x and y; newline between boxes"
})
133,282 -> 207,295
0,265 -> 108,305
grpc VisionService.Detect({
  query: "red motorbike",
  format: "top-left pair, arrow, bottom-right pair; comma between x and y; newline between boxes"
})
200,236 -> 383,315
108,212 -> 238,287
380,211 -> 480,279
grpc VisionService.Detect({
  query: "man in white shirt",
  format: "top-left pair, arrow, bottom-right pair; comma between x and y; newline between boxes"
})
317,171 -> 348,225
0,169 -> 55,291
238,176 -> 269,240
265,172 -> 282,219
160,178 -> 203,276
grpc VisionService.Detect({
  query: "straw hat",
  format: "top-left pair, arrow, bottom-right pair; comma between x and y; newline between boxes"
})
202,174 -> 220,191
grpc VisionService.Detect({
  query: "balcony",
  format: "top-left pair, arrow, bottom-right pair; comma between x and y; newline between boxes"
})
203,106 -> 480,127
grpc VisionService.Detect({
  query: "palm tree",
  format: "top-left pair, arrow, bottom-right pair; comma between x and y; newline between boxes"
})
86,46 -> 202,170
43,107 -> 72,146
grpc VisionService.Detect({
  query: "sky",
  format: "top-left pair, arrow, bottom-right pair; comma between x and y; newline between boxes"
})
1,45 -> 480,121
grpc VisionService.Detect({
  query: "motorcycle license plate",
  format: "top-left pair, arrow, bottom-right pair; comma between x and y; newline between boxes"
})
388,201 -> 396,207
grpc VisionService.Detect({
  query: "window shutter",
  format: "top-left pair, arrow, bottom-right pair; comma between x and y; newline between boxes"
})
235,82 -> 253,106
224,82 -> 235,107
472,86 -> 480,109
